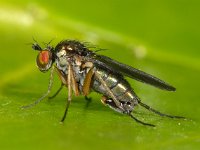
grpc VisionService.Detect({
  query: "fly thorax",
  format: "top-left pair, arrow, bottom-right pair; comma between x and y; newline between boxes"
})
55,49 -> 69,72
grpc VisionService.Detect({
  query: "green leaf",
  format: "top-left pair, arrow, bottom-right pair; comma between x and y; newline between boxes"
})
0,1 -> 199,150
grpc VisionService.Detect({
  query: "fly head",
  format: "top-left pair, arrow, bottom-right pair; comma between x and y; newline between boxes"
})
32,42 -> 55,72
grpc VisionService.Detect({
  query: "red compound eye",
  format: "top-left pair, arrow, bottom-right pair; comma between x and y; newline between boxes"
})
36,50 -> 52,72
39,51 -> 49,65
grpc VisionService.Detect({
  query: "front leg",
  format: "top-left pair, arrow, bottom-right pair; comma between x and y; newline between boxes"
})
48,67 -> 67,100
21,66 -> 55,109
48,83 -> 64,100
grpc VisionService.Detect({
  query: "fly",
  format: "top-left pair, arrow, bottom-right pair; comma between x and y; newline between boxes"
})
22,40 -> 185,127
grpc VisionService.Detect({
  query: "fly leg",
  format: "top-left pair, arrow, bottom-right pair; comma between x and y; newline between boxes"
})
48,83 -> 64,99
129,114 -> 155,127
101,96 -> 122,113
60,64 -> 73,123
49,67 -> 68,100
83,67 -> 94,107
21,66 -> 55,109
60,60 -> 81,122
85,96 -> 92,101
82,67 -> 94,96
101,96 -> 155,127
84,96 -> 92,108
138,101 -> 185,119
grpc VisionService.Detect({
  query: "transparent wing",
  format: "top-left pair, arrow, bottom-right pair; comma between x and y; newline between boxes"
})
93,55 -> 176,91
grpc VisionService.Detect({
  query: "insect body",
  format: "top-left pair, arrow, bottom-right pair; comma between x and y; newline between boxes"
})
23,40 -> 184,127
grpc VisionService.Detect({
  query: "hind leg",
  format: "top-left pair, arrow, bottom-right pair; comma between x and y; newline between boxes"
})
138,101 -> 185,119
101,96 -> 123,113
101,96 -> 155,127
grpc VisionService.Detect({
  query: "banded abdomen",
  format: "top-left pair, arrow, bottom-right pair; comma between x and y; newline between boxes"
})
92,67 -> 139,113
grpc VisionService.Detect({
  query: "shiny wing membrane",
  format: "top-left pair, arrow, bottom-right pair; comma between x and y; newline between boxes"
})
93,55 -> 176,91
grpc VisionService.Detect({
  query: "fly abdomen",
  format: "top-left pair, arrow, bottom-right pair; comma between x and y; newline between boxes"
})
92,67 -> 118,96
110,81 -> 129,97
93,67 -> 138,112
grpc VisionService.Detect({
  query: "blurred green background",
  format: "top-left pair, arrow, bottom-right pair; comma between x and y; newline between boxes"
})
0,0 -> 200,150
